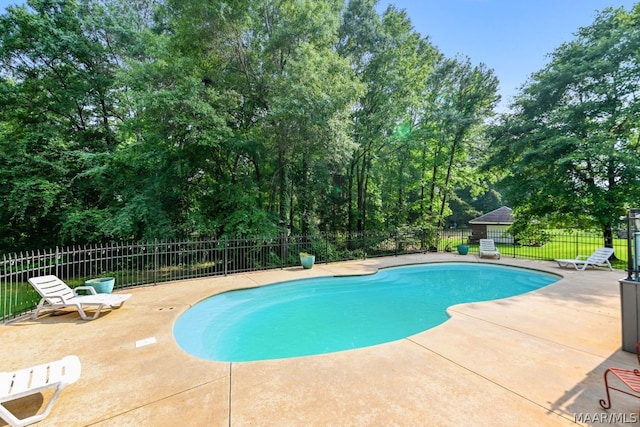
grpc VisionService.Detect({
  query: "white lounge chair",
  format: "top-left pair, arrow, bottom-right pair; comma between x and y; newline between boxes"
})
555,247 -> 614,271
28,275 -> 131,320
0,355 -> 81,427
479,239 -> 501,259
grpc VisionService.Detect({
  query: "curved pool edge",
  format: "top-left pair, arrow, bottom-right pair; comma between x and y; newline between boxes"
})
177,259 -> 565,312
379,259 -> 563,279
441,267 -> 565,321
170,256 -> 567,335
173,258 -> 564,362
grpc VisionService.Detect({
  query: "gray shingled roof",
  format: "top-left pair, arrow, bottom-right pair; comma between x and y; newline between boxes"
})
469,206 -> 513,224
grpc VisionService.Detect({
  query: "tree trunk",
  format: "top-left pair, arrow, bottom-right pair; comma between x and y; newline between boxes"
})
300,155 -> 310,235
438,129 -> 464,226
347,159 -> 355,232
278,147 -> 289,228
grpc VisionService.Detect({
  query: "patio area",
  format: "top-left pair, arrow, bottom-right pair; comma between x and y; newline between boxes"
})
1,253 -> 638,426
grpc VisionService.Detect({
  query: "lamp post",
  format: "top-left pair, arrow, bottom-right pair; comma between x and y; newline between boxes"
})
627,211 -> 634,280
620,208 -> 640,351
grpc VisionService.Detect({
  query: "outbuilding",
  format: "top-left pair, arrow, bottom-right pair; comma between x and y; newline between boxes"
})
468,206 -> 514,244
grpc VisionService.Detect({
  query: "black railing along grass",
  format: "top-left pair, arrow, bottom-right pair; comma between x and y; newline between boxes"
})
0,228 -> 629,322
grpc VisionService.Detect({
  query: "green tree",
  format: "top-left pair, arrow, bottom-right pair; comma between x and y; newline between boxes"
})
418,57 -> 499,227
0,0 -> 507,253
487,5 -> 640,246
0,0 -> 121,250
338,2 -> 439,234
133,0 -> 362,238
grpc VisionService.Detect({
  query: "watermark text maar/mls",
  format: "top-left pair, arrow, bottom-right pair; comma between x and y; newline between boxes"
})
574,412 -> 638,424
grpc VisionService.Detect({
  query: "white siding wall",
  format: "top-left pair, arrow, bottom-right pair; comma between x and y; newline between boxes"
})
487,225 -> 514,244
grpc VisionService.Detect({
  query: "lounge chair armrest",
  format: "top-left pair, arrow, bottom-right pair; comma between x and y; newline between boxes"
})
60,355 -> 82,384
575,255 -> 589,260
74,286 -> 97,295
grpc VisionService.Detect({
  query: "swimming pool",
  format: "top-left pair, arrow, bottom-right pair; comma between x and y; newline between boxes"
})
173,263 -> 559,362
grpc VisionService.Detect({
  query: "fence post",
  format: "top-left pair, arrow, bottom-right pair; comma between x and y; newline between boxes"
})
224,237 -> 228,276
280,226 -> 287,269
324,233 -> 328,264
154,239 -> 158,285
363,231 -> 367,260
395,231 -> 398,256
55,246 -> 59,278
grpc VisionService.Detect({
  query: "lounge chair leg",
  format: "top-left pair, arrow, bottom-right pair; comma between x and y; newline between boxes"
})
600,369 -> 614,409
0,390 -> 59,426
75,304 -> 103,320
31,299 -> 46,320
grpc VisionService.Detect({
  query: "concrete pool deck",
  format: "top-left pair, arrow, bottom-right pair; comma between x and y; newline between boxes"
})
1,254 -> 639,426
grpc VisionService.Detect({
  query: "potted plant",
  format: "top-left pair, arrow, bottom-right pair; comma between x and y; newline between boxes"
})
457,241 -> 469,255
299,252 -> 315,269
444,238 -> 454,253
84,277 -> 116,293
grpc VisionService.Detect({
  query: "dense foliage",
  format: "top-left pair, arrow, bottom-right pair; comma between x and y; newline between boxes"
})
0,0 -> 500,251
486,4 -> 640,246
2,0 -> 639,253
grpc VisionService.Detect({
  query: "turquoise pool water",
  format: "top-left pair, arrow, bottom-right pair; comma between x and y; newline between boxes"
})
173,263 -> 559,362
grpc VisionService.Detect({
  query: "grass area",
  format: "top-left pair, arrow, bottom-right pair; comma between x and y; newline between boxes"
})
469,237 -> 629,270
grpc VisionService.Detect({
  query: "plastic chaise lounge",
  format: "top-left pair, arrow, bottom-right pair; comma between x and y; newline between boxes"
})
28,275 -> 132,320
555,247 -> 614,271
479,239 -> 500,259
0,355 -> 81,427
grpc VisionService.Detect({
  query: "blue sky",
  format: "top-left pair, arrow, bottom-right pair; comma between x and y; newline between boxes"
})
1,0 -> 637,111
378,0 -> 638,111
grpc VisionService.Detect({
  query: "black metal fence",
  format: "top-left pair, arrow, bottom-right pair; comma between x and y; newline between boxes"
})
0,228 -> 628,322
